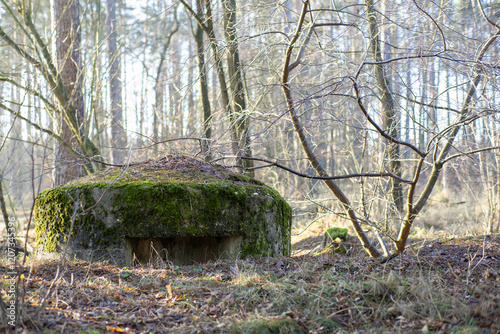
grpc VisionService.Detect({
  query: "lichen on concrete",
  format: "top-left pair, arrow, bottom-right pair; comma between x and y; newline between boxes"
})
35,155 -> 292,266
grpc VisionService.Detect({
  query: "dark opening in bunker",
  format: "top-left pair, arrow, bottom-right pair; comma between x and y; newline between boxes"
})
125,235 -> 242,265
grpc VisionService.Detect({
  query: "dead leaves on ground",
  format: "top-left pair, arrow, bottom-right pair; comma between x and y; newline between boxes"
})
0,235 -> 499,333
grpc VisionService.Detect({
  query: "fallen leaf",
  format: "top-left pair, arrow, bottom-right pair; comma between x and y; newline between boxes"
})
166,282 -> 173,300
106,326 -> 125,333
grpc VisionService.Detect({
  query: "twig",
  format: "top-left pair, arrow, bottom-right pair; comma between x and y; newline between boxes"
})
441,146 -> 500,164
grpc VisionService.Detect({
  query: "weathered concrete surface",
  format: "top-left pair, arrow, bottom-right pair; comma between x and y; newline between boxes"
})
35,156 -> 292,266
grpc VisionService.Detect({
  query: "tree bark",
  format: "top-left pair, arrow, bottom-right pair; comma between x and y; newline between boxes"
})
153,10 -> 178,156
0,174 -> 10,238
365,0 -> 403,213
222,0 -> 254,174
51,0 -> 86,186
194,0 -> 212,160
106,0 -> 127,164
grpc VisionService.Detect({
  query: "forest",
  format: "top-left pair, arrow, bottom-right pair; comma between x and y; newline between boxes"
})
0,0 -> 499,332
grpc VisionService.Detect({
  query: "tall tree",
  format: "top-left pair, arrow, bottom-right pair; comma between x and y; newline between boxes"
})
106,0 -> 127,164
180,0 -> 254,171
222,0 -> 254,173
152,8 -> 178,156
365,0 -> 403,213
51,0 -> 86,186
193,0 -> 212,159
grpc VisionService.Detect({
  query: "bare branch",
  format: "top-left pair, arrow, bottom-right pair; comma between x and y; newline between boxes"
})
441,146 -> 500,164
477,0 -> 500,30
0,76 -> 57,112
178,0 -> 208,34
411,0 -> 447,50
218,156 -> 413,183
0,103 -> 78,157
351,78 -> 426,157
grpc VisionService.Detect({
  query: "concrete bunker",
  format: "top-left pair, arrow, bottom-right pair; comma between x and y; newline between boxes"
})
35,155 -> 292,266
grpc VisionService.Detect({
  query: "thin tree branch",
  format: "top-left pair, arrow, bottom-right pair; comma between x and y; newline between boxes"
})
351,79 -> 426,157
0,103 -> 78,157
283,1 -> 309,78
0,76 -> 57,112
178,0 -> 208,34
441,146 -> 500,164
219,156 -> 412,183
356,52 -> 445,77
289,24 -> 315,71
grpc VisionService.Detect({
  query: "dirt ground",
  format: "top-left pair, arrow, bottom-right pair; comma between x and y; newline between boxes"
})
1,234 -> 499,333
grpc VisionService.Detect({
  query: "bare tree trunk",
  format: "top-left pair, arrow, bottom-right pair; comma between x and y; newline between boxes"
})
92,44 -> 105,155
0,174 -> 10,237
106,0 -> 127,164
186,39 -> 196,137
172,39 -> 183,138
167,72 -> 174,139
365,0 -> 403,213
154,65 -> 166,152
194,0 -> 212,160
51,0 -> 85,186
202,0 -> 234,152
418,65 -> 428,151
179,0 -> 246,167
222,0 -> 254,174
153,10 -> 178,156
428,60 -> 437,134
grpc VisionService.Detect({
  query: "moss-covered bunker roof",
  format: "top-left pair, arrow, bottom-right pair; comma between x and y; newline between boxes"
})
66,155 -> 266,187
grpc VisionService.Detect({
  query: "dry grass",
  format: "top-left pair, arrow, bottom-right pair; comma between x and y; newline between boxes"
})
1,234 -> 499,333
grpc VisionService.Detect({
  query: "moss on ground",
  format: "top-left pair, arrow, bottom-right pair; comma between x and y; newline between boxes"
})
325,227 -> 348,242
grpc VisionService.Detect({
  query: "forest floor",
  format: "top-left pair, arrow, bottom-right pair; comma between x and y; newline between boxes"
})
1,233 -> 499,333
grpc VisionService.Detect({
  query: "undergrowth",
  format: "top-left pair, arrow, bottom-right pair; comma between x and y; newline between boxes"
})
1,235 -> 499,333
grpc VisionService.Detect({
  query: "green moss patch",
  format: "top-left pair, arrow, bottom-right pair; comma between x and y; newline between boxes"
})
315,227 -> 349,255
325,227 -> 348,242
